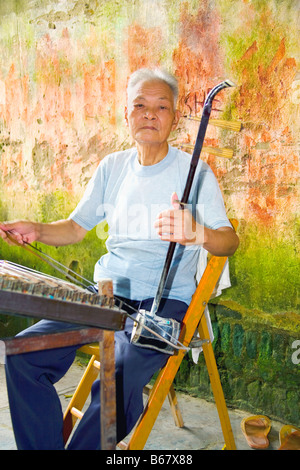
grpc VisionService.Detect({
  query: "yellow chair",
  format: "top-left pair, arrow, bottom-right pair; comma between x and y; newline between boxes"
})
63,220 -> 238,450
63,344 -> 184,447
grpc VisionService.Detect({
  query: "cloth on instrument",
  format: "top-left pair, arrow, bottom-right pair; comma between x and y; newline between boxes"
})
191,247 -> 231,363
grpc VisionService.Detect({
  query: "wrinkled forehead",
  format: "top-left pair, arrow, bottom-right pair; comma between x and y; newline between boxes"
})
127,79 -> 175,108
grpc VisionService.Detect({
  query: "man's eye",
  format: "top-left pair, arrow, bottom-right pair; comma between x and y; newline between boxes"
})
134,104 -> 144,108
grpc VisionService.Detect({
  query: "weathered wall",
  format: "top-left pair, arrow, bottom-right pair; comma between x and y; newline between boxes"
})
0,1 -> 299,423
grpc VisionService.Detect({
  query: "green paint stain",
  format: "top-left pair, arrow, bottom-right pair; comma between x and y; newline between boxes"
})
222,224 -> 299,318
217,0 -> 299,82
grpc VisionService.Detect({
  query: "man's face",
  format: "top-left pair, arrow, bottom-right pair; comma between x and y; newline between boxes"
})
125,79 -> 179,146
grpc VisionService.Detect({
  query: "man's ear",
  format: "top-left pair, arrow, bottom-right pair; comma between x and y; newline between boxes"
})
124,106 -> 129,126
172,109 -> 181,130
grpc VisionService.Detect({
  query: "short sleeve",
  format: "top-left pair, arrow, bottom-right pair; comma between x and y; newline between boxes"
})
68,159 -> 107,231
194,165 -> 232,230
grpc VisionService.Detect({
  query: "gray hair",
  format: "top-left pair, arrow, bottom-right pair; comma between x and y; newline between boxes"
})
127,68 -> 178,108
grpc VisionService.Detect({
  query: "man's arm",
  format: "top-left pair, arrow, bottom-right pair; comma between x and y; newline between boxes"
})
199,225 -> 239,256
0,219 -> 87,247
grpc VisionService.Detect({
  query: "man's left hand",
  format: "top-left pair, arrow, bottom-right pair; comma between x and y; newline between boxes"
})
154,192 -> 203,245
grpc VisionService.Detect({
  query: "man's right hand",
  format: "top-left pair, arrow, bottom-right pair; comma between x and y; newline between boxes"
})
0,221 -> 40,246
0,219 -> 87,247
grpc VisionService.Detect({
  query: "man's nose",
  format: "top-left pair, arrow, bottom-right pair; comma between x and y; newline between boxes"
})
144,109 -> 156,119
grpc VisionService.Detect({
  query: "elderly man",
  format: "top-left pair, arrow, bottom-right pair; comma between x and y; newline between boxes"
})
0,68 -> 239,449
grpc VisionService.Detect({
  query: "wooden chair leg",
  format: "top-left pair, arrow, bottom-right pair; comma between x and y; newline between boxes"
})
167,384 -> 184,428
198,317 -> 236,450
143,383 -> 184,428
125,350 -> 186,450
63,354 -> 100,444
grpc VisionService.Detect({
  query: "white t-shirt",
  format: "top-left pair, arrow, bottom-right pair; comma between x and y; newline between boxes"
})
69,145 -> 231,304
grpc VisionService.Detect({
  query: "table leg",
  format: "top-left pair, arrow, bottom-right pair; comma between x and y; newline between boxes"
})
4,328 -> 119,450
99,330 -> 116,450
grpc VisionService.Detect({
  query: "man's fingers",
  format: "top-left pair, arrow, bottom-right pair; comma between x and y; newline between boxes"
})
0,227 -> 24,245
171,191 -> 180,210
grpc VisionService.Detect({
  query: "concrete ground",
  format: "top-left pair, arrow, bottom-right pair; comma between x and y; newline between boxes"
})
0,349 -> 285,451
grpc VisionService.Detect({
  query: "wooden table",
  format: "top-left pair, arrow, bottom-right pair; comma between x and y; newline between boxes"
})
0,289 -> 127,450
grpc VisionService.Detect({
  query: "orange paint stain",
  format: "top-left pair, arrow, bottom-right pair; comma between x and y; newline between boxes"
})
236,38 -> 297,127
126,23 -> 162,73
173,3 -> 223,108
